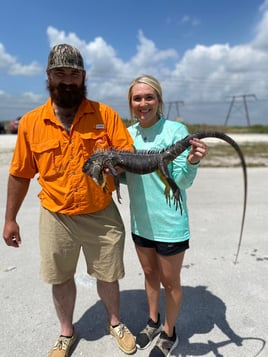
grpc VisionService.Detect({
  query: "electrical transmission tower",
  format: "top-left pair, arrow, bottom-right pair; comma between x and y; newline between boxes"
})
224,94 -> 257,126
166,101 -> 184,120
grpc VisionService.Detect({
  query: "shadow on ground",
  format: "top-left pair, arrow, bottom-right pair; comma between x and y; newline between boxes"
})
71,285 -> 265,356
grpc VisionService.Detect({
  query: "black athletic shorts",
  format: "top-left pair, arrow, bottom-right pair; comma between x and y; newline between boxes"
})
132,233 -> 189,256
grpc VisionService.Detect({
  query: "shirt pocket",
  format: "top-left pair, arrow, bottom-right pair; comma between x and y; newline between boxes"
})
80,131 -> 111,161
31,140 -> 64,180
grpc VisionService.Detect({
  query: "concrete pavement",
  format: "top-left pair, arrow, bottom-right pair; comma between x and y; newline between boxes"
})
0,162 -> 267,356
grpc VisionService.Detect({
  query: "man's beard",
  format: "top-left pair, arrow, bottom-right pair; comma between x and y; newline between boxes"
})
47,80 -> 87,108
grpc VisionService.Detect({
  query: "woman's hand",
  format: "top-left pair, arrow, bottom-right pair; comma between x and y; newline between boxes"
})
187,138 -> 208,165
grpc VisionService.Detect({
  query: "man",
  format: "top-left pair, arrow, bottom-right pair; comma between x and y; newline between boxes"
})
2,44 -> 136,357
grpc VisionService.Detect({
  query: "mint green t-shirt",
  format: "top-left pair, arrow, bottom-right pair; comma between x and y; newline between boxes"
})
126,118 -> 199,243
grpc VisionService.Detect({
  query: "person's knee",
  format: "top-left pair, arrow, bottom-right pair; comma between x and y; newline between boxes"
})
143,266 -> 159,280
52,276 -> 75,290
161,278 -> 181,292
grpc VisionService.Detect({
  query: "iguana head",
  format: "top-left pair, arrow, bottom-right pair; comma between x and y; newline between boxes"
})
82,153 -> 108,188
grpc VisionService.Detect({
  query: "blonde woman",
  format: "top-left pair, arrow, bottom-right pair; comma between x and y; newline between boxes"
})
126,75 -> 208,357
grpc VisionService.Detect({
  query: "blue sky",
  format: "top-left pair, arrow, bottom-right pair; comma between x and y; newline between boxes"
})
0,0 -> 268,125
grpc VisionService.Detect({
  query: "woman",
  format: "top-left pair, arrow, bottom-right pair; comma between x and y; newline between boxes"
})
125,75 -> 208,357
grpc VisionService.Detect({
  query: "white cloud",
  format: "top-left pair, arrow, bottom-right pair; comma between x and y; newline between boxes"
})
47,26 -> 85,50
0,44 -> 14,68
0,91 -> 45,118
259,0 -> 268,13
0,43 -> 42,76
131,30 -> 178,66
8,62 -> 43,76
252,11 -> 268,50
44,22 -> 268,119
2,5 -> 268,124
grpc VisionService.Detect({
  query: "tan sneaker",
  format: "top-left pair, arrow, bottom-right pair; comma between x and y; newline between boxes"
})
48,332 -> 77,357
109,323 -> 136,354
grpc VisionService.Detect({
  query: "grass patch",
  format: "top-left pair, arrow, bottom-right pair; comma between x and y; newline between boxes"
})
202,142 -> 268,167
187,123 -> 268,134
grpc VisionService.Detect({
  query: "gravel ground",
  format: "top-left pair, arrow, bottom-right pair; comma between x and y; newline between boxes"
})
0,135 -> 17,166
1,133 -> 268,356
1,167 -> 267,357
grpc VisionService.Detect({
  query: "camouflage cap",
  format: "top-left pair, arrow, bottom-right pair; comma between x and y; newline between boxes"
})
47,44 -> 85,71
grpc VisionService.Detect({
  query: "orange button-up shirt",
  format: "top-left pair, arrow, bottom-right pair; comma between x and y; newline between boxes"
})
9,98 -> 133,214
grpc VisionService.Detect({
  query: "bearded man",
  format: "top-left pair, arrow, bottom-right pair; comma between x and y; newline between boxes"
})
2,44 -> 135,357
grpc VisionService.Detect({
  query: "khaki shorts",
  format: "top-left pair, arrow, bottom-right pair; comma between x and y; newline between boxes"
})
39,201 -> 125,284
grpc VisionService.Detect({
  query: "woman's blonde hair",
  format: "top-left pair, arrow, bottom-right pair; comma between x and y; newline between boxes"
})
127,74 -> 164,119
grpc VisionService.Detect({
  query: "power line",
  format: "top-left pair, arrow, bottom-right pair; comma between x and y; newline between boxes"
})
166,101 -> 184,119
224,94 -> 257,126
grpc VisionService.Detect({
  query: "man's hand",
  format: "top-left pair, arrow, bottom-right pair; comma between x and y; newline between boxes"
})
3,220 -> 21,247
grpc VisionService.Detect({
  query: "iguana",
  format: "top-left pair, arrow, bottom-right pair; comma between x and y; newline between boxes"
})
83,130 -> 247,264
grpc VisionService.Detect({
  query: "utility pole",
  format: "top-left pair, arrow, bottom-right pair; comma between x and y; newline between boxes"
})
166,101 -> 184,120
224,94 -> 257,126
